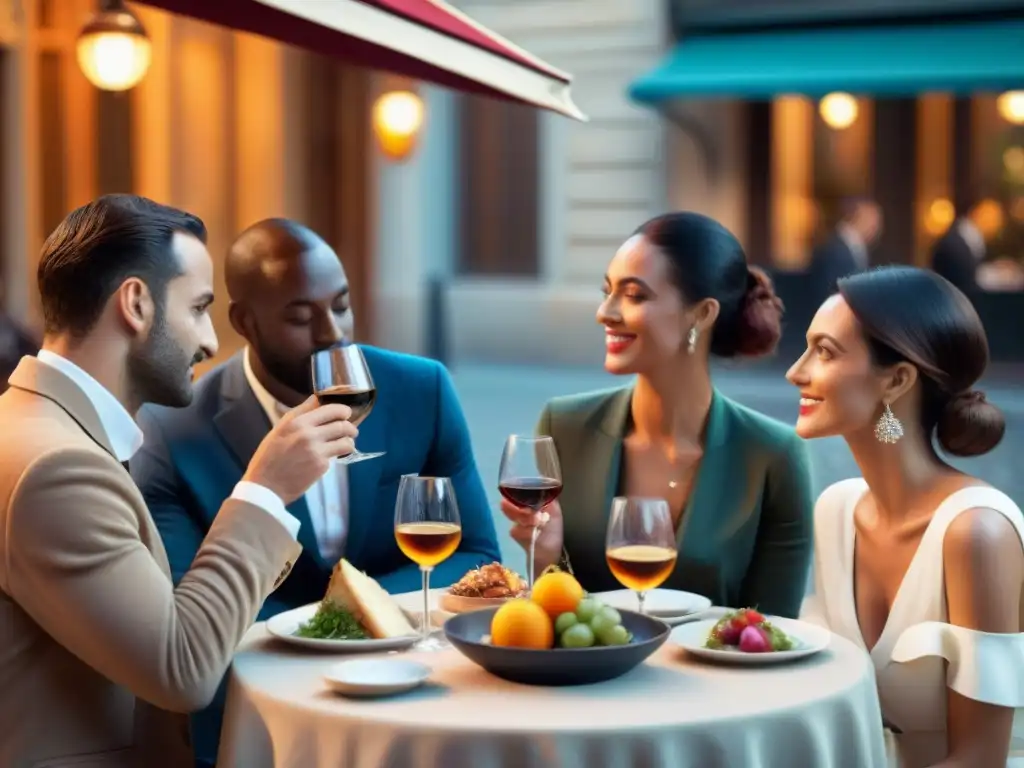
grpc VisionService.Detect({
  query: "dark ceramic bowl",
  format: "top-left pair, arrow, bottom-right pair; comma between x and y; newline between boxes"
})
443,607 -> 670,686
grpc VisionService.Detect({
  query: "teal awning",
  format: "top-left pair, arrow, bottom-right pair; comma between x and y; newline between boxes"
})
630,17 -> 1024,103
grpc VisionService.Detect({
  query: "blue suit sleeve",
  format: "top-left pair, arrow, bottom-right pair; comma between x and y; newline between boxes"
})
376,363 -> 501,594
131,408 -> 205,586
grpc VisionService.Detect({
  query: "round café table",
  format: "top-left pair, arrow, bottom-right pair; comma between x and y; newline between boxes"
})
217,615 -> 888,768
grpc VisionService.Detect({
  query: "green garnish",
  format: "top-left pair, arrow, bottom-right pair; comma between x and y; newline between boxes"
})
295,600 -> 369,640
763,621 -> 794,651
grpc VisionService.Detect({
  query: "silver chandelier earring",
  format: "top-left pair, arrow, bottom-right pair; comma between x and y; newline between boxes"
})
687,327 -> 699,355
874,402 -> 904,444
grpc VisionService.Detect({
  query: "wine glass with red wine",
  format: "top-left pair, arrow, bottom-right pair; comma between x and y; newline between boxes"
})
310,342 -> 384,465
605,497 -> 678,615
394,475 -> 462,651
497,435 -> 562,591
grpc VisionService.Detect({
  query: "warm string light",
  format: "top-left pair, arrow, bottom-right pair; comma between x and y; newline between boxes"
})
997,91 -> 1024,125
372,90 -> 425,161
76,1 -> 151,92
818,92 -> 858,130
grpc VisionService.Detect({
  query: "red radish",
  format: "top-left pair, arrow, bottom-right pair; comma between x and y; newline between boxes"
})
744,609 -> 765,624
738,625 -> 771,653
715,622 -> 742,645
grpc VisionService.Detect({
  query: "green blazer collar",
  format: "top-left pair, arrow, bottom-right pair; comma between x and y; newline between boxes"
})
596,384 -> 730,449
589,385 -> 734,550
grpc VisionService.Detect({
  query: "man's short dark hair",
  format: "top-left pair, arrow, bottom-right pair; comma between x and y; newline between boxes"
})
37,194 -> 207,337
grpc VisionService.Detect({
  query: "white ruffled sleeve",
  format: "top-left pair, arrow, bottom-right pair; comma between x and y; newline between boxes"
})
891,621 -> 1024,707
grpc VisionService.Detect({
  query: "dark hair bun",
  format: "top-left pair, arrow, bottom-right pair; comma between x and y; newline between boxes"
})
936,389 -> 1005,457
729,266 -> 785,358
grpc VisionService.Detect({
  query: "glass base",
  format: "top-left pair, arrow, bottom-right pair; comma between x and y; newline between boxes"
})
337,450 -> 386,465
411,633 -> 449,652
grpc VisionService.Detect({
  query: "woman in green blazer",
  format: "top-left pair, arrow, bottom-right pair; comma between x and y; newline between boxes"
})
501,212 -> 815,618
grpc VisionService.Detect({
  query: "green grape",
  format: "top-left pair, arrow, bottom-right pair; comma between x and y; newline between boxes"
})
554,612 -> 579,635
560,622 -> 596,648
575,598 -> 600,623
589,609 -> 619,637
596,623 -> 631,646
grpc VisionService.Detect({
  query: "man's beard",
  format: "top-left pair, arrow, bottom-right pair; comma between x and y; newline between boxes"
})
253,333 -> 314,398
128,312 -> 202,408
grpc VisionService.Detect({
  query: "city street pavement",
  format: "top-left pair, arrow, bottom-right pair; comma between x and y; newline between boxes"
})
448,361 -> 1024,576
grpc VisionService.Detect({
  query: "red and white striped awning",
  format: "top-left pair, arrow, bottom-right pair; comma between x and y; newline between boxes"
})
136,0 -> 586,120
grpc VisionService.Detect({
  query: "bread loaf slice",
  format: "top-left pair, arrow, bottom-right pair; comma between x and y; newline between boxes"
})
324,559 -> 418,639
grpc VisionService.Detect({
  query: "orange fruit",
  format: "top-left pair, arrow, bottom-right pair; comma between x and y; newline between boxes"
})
490,598 -> 554,649
530,571 -> 585,619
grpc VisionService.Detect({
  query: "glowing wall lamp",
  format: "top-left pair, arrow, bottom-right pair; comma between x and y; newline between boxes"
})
818,92 -> 858,130
997,91 -> 1024,125
77,0 -> 152,92
372,90 -> 425,161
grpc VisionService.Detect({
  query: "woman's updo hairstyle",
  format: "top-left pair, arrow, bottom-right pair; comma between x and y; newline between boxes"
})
635,212 -> 784,358
837,266 -> 1004,457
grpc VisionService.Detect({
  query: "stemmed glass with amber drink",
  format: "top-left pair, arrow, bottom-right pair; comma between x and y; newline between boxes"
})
605,497 -> 678,615
395,475 -> 462,651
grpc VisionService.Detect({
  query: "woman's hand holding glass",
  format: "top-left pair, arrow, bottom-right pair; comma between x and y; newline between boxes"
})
497,435 -> 562,590
500,497 -> 564,577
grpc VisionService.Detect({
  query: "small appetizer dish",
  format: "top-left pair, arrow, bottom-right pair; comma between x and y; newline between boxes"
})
671,607 -> 831,665
440,562 -> 528,613
266,558 -> 419,651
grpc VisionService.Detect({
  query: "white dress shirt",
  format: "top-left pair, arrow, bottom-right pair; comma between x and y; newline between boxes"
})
243,348 -> 348,561
35,349 -> 301,539
956,218 -> 986,262
837,223 -> 869,270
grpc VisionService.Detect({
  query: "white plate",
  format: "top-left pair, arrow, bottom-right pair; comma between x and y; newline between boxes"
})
671,616 -> 831,664
592,589 -> 713,621
324,658 -> 431,697
265,603 -> 419,652
391,588 -> 454,627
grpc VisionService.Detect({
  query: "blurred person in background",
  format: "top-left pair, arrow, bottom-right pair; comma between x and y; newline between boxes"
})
807,196 -> 883,306
500,212 -> 815,619
930,199 -> 986,298
133,218 -> 500,768
0,278 -> 39,392
792,266 -> 1023,768
0,195 -> 358,767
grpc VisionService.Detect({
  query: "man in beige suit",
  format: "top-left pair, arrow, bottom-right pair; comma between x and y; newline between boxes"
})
0,195 -> 359,767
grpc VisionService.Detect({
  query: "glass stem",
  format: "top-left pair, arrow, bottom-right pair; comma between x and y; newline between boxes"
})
420,566 -> 433,642
637,590 -> 647,616
527,525 -> 540,591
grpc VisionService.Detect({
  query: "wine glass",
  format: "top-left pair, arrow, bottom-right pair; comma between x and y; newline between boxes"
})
310,342 -> 384,465
498,435 -> 562,591
394,475 -> 462,651
605,497 -> 678,615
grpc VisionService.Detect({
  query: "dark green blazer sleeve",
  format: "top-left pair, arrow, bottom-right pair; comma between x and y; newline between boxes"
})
737,432 -> 815,618
536,405 -> 553,442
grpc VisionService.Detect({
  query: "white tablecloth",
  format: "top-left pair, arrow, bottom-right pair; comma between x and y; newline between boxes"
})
218,610 -> 887,768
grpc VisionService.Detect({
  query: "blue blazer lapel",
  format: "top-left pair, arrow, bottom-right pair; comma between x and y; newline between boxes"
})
212,354 -> 322,560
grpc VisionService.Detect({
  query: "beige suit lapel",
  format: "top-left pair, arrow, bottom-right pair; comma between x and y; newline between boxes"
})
7,356 -> 117,457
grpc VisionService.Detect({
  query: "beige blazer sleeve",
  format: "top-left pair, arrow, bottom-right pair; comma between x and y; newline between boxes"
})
5,447 -> 301,713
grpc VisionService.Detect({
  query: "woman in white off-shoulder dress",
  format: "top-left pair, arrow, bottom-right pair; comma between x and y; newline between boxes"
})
786,266 -> 1024,768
